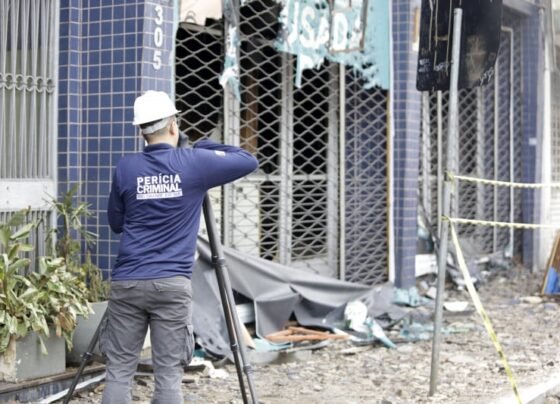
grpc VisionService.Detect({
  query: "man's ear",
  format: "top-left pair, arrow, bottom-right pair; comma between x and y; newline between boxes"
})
170,119 -> 178,137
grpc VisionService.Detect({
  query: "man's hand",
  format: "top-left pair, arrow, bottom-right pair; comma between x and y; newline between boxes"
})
208,126 -> 222,143
177,131 -> 189,148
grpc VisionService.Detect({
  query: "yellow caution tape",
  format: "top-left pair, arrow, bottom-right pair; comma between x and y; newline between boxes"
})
449,222 -> 522,404
448,172 -> 560,189
448,217 -> 559,230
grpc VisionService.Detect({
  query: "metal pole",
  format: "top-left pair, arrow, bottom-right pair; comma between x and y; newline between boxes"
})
503,27 -> 515,254
327,63 -> 339,273
437,91 -> 443,235
429,8 -> 462,397
279,53 -> 293,265
339,64 -> 346,280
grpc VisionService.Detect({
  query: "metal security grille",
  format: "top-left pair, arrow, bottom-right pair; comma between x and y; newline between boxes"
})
344,74 -> 388,284
419,91 -> 442,233
420,18 -> 524,259
0,0 -> 57,179
0,0 -> 58,268
484,25 -> 524,255
175,2 -> 389,283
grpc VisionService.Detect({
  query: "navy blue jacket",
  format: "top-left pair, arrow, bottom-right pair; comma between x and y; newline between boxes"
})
107,139 -> 259,280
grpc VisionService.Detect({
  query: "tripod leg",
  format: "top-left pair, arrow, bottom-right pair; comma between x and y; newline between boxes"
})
202,195 -> 259,404
214,258 -> 259,403
63,310 -> 107,404
213,258 -> 249,404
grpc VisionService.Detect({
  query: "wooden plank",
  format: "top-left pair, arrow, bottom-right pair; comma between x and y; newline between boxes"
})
265,329 -> 293,338
266,334 -> 348,343
287,326 -> 334,336
265,326 -> 349,343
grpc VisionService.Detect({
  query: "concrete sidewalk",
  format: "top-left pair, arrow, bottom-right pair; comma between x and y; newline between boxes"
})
489,371 -> 560,404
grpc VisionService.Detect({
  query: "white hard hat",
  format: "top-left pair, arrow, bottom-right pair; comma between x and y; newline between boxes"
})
132,90 -> 180,126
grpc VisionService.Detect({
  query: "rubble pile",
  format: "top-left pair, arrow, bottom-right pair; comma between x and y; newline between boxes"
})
67,270 -> 560,404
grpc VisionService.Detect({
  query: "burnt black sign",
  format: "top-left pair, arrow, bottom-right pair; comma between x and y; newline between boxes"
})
416,0 -> 502,91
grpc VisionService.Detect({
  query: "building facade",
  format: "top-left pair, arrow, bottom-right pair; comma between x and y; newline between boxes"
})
0,0 -> 551,289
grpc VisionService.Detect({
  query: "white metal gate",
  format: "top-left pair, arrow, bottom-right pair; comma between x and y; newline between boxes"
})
175,1 -> 389,284
0,0 -> 58,267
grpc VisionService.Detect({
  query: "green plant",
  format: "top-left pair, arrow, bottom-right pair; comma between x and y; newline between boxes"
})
0,209 -> 92,354
47,184 -> 110,302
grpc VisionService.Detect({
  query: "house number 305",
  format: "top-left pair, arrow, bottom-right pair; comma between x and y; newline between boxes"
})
152,5 -> 164,70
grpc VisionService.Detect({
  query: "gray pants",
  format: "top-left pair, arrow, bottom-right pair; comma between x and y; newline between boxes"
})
100,276 -> 194,404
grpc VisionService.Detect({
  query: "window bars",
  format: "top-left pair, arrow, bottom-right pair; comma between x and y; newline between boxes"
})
0,0 -> 58,272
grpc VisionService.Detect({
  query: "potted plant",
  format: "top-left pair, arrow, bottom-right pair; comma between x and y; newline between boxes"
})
0,209 -> 92,381
47,184 -> 110,364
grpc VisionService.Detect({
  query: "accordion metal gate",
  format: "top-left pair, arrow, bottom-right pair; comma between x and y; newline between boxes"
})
175,2 -> 389,284
420,13 -> 524,259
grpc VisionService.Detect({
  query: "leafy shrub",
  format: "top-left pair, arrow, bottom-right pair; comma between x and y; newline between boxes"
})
0,209 -> 92,354
47,184 -> 110,302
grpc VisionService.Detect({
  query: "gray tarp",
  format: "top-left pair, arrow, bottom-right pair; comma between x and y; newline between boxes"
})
192,238 -> 406,356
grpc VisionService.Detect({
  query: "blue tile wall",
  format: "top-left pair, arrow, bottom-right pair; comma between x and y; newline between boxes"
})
520,9 -> 542,268
391,0 -> 422,288
58,0 -> 176,278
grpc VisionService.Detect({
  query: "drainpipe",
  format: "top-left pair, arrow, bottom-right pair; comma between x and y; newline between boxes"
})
387,1 -> 395,283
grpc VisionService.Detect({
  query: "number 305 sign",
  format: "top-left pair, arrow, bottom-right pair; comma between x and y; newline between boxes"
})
152,4 -> 164,70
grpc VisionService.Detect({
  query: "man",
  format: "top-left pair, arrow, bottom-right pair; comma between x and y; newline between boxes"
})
102,90 -> 258,404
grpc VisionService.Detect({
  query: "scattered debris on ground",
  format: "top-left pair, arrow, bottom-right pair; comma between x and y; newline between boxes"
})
58,266 -> 560,404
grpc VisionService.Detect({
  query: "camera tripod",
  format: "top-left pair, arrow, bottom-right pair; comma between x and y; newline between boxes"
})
64,194 -> 259,404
